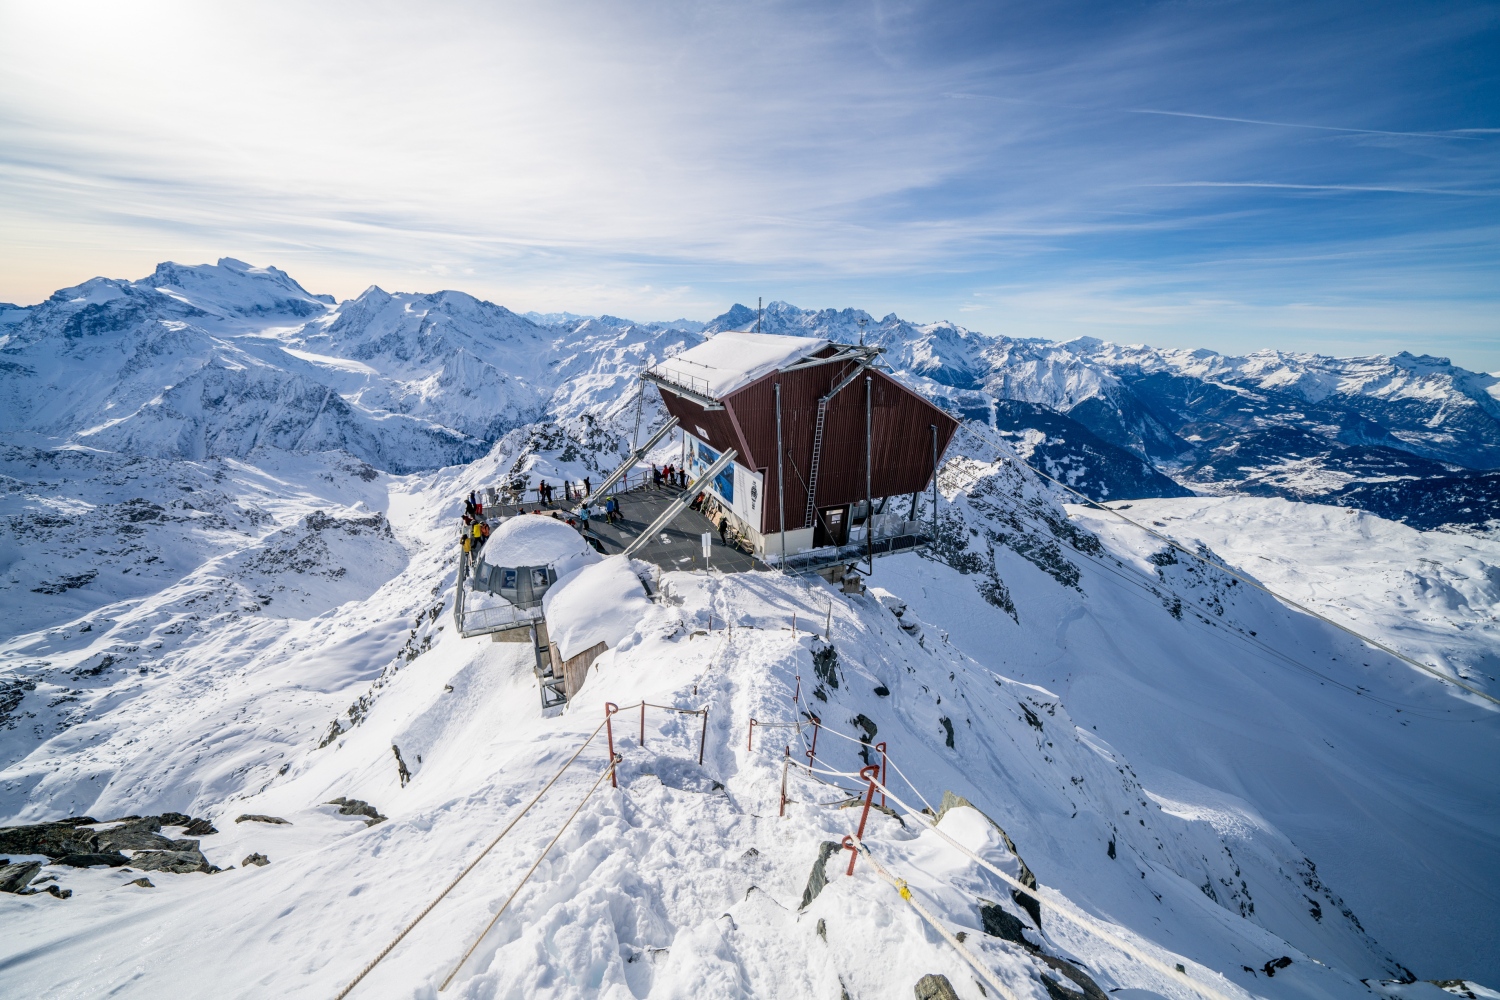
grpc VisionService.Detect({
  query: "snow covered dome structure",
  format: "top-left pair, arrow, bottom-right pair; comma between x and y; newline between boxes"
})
470,515 -> 597,608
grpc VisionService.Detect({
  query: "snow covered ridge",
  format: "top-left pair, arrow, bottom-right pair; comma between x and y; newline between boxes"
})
1,258 -> 698,475
1,411 -> 1497,995
7,257 -> 1498,530
706,302 -> 1500,529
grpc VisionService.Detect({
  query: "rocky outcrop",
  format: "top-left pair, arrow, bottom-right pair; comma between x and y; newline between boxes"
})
325,798 -> 386,826
914,973 -> 960,1000
0,860 -> 43,893
800,841 -> 844,909
0,813 -> 222,879
937,791 -> 1041,929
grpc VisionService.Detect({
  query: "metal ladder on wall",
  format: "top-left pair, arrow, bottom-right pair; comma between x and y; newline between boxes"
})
532,621 -> 567,709
803,398 -> 830,528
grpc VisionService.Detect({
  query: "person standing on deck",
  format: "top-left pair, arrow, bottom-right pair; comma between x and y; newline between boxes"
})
583,476 -> 591,497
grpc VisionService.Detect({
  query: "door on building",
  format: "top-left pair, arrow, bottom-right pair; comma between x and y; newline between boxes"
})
813,505 -> 850,547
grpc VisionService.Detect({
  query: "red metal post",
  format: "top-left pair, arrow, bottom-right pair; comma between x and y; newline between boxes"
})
845,764 -> 881,875
876,741 -> 888,809
747,718 -> 757,751
793,675 -> 801,705
698,708 -> 708,765
605,702 -> 619,787
779,746 -> 789,818
809,714 -> 821,759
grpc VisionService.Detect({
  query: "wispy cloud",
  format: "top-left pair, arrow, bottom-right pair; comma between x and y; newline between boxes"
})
1121,108 -> 1481,141
0,0 -> 1495,368
1150,182 -> 1496,197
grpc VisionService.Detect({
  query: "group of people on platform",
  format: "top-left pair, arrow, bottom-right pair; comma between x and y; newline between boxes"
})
652,464 -> 687,488
460,491 -> 491,555
458,468 -> 671,558
531,476 -> 596,506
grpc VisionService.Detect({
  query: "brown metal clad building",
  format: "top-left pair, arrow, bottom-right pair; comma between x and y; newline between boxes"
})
646,334 -> 957,556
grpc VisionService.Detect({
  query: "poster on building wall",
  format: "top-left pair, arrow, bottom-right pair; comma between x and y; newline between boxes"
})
733,463 -> 762,527
686,434 -> 762,529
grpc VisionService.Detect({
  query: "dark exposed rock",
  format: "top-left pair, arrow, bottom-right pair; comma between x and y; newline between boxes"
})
1262,957 -> 1292,977
325,797 -> 387,826
937,791 -> 1041,929
126,877 -> 155,888
811,638 -> 840,689
979,899 -> 1030,946
0,861 -> 42,893
915,973 -> 961,1000
92,817 -> 170,852
1038,955 -> 1109,1000
0,818 -> 101,858
37,884 -> 72,898
939,716 -> 955,749
55,852 -> 130,868
130,850 -> 219,874
242,853 -> 270,867
800,841 -> 844,909
235,814 -> 291,825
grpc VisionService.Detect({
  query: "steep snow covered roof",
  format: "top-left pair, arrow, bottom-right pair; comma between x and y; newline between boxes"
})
479,514 -> 596,572
649,331 -> 828,398
542,555 -> 652,661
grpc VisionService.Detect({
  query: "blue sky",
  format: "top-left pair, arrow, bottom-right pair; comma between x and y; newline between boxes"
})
1,0 -> 1497,369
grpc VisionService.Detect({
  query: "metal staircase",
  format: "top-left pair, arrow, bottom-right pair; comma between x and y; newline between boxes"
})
803,398 -> 830,528
802,358 -> 876,529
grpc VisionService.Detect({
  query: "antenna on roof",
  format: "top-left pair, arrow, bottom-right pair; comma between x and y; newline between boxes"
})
757,297 -> 762,333
858,316 -> 866,346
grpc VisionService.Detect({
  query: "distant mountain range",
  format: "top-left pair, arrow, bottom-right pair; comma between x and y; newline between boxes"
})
706,301 -> 1500,529
4,262 -> 1496,529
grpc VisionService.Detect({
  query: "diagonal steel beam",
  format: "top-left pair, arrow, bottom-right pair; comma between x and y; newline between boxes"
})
621,448 -> 737,558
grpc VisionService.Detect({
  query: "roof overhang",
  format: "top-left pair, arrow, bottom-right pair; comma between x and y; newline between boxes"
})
640,370 -> 726,410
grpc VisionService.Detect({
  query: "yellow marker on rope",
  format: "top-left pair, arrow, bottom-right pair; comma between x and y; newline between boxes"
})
895,879 -> 911,900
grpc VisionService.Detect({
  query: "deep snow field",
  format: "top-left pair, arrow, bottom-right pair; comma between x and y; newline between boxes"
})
1,426 -> 1497,1000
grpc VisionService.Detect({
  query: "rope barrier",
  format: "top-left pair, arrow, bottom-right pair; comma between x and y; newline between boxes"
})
439,754 -> 623,992
332,716 -> 614,1000
762,697 -> 1242,1000
848,834 -> 1022,1000
954,422 -> 1499,709
868,776 -> 1242,1000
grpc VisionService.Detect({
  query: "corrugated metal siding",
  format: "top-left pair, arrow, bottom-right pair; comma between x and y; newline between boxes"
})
722,363 -> 957,533
656,394 -> 743,459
